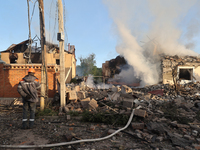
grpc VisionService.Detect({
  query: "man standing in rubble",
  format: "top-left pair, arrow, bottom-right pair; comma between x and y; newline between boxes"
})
18,68 -> 41,129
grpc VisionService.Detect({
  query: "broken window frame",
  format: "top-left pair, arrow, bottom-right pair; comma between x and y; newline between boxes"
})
177,66 -> 195,84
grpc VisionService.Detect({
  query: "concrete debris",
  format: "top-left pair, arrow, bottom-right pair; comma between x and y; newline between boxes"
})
49,80 -> 200,149
88,99 -> 98,110
77,91 -> 86,100
111,85 -> 121,92
109,92 -> 120,101
3,78 -> 200,150
134,109 -> 147,118
121,85 -> 132,94
75,85 -> 80,92
131,123 -> 145,130
80,98 -> 90,109
123,98 -> 134,108
57,79 -> 200,148
67,90 -> 78,101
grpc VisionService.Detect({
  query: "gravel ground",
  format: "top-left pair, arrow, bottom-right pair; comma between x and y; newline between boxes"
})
0,106 -> 174,150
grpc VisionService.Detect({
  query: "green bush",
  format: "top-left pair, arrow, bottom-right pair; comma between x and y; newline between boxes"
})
70,78 -> 77,84
81,110 -> 129,125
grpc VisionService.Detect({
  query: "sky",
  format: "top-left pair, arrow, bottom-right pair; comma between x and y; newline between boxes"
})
0,0 -> 118,68
0,0 -> 200,77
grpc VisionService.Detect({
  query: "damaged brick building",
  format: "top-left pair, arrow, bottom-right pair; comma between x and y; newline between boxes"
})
0,39 -> 76,99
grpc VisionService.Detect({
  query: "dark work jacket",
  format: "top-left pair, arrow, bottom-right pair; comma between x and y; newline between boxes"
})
17,75 -> 41,103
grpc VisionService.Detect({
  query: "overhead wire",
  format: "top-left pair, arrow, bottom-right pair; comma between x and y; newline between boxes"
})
63,0 -> 68,46
30,0 -> 38,23
52,1 -> 58,44
48,0 -> 54,45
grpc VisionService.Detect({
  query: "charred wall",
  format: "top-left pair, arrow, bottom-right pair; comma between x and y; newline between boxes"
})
102,55 -> 126,80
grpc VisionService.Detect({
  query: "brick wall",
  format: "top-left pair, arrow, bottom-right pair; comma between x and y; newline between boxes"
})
0,64 -> 58,98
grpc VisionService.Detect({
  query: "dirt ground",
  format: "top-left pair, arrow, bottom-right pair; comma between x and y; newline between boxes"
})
0,105 -> 177,150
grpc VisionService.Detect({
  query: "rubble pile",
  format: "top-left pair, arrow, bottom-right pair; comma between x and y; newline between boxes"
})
53,80 -> 200,149
1,80 -> 200,149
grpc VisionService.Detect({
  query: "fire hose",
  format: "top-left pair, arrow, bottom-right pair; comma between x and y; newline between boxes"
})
0,106 -> 141,149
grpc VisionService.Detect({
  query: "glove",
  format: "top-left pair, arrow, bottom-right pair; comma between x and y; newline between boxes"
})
25,95 -> 31,100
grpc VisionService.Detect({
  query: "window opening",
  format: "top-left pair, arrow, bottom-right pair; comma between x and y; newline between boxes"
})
56,59 -> 60,65
178,68 -> 193,80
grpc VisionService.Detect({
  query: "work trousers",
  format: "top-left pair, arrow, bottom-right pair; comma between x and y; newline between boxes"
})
22,99 -> 36,122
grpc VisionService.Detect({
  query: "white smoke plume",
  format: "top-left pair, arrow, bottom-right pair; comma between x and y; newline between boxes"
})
103,0 -> 200,86
85,74 -> 95,88
86,74 -> 112,89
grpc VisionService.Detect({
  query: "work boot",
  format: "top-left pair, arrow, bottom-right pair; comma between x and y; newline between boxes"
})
29,121 -> 34,129
21,121 -> 28,129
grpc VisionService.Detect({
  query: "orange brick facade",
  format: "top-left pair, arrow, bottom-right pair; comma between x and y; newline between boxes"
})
0,63 -> 58,98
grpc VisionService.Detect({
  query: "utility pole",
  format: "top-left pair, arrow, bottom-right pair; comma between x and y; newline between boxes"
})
38,0 -> 47,111
27,0 -> 32,63
57,0 -> 66,110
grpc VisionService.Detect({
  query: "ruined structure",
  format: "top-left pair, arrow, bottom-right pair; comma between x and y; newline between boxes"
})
102,55 -> 126,81
0,39 -> 76,98
103,54 -> 200,86
161,55 -> 200,85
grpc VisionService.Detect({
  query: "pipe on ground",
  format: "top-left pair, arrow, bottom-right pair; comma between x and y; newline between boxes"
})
0,106 -> 141,149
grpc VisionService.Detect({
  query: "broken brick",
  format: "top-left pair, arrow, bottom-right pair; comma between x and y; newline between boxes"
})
77,91 -> 86,100
64,133 -> 73,142
89,125 -> 96,131
193,144 -> 200,150
88,99 -> 98,110
148,89 -> 164,96
131,123 -> 145,130
123,98 -> 134,108
75,85 -> 80,92
68,90 -> 77,101
134,109 -> 147,118
69,127 -> 73,131
80,98 -> 90,109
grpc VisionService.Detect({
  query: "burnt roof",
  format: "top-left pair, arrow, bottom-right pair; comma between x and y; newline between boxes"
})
1,39 -> 75,54
1,40 -> 29,53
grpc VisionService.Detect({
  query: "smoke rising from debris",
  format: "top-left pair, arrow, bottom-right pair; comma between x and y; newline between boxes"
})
86,75 -> 112,89
103,0 -> 200,86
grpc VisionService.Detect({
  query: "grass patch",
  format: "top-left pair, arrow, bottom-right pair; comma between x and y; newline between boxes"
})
81,110 -> 129,125
68,111 -> 80,116
36,108 -> 58,117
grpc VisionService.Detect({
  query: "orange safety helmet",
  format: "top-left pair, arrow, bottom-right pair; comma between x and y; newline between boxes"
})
28,68 -> 35,73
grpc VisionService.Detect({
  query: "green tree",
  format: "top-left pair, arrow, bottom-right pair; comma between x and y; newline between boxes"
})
91,66 -> 102,76
77,53 -> 102,77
